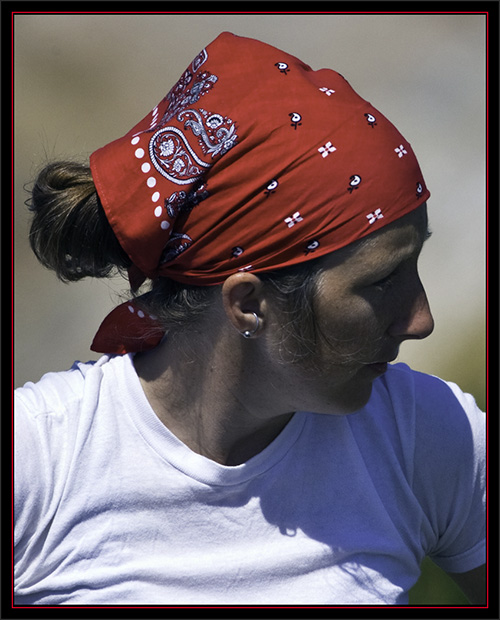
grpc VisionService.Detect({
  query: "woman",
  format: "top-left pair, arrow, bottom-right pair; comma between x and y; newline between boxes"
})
14,32 -> 485,605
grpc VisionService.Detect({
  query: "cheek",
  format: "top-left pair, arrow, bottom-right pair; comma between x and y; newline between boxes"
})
317,295 -> 382,345
311,293 -> 393,370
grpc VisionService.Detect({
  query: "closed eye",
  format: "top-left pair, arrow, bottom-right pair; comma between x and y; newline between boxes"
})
372,272 -> 396,290
361,224 -> 431,294
372,228 -> 431,290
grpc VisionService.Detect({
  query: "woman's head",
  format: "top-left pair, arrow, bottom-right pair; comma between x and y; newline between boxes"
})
28,32 -> 431,356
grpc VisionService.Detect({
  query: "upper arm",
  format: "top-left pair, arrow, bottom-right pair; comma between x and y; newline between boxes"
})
447,564 -> 486,605
410,374 -> 486,577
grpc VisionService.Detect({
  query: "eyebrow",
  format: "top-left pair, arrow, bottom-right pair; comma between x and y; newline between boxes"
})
372,224 -> 432,273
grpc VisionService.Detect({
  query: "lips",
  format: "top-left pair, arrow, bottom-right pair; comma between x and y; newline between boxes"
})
365,353 -> 398,374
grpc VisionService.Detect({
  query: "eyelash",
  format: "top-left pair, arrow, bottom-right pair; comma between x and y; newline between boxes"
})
373,272 -> 396,290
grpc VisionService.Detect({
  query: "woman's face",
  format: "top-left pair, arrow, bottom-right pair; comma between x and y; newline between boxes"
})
269,203 -> 434,415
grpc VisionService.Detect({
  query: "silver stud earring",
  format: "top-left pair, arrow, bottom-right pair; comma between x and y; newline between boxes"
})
242,312 -> 260,338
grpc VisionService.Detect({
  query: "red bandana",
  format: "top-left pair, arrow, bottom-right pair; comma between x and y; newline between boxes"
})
90,32 -> 430,354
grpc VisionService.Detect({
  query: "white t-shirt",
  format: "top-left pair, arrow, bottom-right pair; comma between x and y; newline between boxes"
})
14,355 -> 485,605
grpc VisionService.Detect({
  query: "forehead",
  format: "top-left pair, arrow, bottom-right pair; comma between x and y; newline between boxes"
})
321,204 -> 429,272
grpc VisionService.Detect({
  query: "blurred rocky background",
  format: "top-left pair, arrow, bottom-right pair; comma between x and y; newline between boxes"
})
14,14 -> 486,604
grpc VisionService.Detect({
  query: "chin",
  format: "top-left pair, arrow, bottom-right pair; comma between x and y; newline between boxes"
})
341,384 -> 374,414
295,359 -> 381,415
316,379 -> 374,416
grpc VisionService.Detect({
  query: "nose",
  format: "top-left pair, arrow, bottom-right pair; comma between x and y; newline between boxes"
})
389,286 -> 434,341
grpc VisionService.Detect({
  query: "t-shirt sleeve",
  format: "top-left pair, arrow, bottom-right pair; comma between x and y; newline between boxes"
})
14,364 -> 90,551
15,379 -> 71,550
14,387 -> 46,547
411,372 -> 486,573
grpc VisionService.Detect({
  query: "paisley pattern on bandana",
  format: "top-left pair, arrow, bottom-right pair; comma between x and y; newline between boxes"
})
90,32 -> 430,354
180,109 -> 238,156
149,126 -> 211,184
148,74 -> 238,186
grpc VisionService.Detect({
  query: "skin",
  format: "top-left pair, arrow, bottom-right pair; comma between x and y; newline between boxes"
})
135,203 -> 434,465
134,203 -> 485,602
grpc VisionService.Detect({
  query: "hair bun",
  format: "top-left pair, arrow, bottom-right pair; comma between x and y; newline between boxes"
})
28,161 -> 130,281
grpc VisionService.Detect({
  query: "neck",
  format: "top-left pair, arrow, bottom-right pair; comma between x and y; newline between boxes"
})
133,328 -> 293,466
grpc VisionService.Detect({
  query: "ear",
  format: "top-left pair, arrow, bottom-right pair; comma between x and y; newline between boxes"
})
221,272 -> 266,337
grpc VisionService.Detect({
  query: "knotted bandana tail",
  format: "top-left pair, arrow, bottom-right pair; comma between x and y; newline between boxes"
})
91,299 -> 164,354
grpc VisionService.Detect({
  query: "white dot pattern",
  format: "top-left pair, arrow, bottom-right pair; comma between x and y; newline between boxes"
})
126,303 -> 156,321
128,137 -> 170,231
130,136 -> 170,232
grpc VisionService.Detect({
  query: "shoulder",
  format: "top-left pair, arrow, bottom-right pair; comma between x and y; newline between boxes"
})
372,363 -> 485,472
386,362 -> 483,431
358,364 -> 485,571
14,355 -> 132,485
376,362 -> 484,434
351,363 -> 485,500
14,354 -> 141,465
14,356 -> 107,479
14,354 -> 133,419
14,355 -> 134,543
15,359 -> 97,416
378,361 -> 475,404
382,365 -> 485,556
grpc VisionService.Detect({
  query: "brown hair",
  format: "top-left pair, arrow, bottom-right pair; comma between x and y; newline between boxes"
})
29,161 -> 131,281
